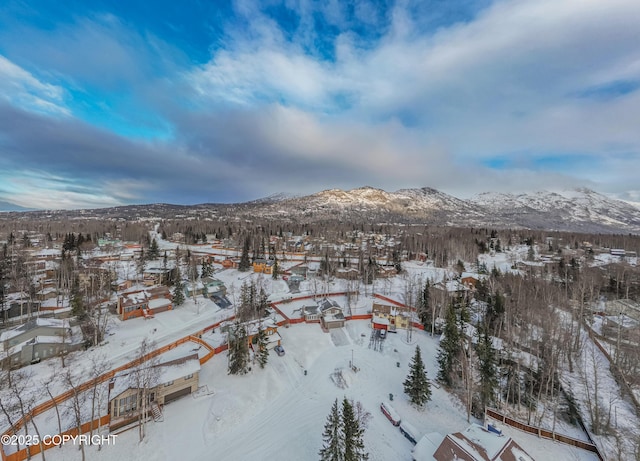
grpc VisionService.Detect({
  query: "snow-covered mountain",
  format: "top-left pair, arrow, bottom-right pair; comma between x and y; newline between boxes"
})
471,188 -> 640,232
245,186 -> 640,232
4,186 -> 640,234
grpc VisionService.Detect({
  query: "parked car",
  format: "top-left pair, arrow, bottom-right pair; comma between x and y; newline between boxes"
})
274,345 -> 285,356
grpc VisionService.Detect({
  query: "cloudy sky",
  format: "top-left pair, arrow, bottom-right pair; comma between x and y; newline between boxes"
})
1,0 -> 639,210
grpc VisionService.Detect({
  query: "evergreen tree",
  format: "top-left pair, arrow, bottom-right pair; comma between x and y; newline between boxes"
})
403,346 -> 432,408
228,323 -> 249,374
437,302 -> 462,387
272,257 -> 279,280
476,328 -> 498,411
486,290 -> 505,334
258,287 -> 269,317
256,327 -> 269,369
172,267 -> 185,306
319,399 -> 343,461
201,259 -> 213,278
149,238 -> 159,259
342,398 -> 368,461
418,280 -> 431,330
239,236 -> 251,272
70,276 -> 85,318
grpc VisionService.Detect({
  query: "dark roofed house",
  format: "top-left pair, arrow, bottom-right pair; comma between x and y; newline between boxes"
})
431,424 -> 534,461
302,305 -> 320,322
319,299 -> 345,329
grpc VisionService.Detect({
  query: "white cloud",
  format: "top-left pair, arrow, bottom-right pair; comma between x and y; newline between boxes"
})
0,55 -> 69,116
182,0 -> 640,198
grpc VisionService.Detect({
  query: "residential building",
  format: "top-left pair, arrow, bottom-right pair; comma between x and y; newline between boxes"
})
117,286 -> 172,321
108,353 -> 200,430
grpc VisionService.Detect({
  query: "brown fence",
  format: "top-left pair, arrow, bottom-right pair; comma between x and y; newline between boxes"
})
485,408 -> 605,460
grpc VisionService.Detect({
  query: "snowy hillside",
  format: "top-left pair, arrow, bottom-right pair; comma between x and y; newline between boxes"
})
472,188 -> 640,232
5,185 -> 640,234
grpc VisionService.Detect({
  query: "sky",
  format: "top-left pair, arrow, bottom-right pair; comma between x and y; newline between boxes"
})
0,0 -> 639,210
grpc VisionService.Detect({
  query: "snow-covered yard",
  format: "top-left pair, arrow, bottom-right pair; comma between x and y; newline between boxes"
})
42,322 -> 598,461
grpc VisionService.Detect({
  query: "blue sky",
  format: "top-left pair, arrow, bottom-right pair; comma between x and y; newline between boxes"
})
1,0 -> 640,210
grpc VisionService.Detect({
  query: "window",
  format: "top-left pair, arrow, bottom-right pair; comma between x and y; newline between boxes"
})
185,374 -> 193,380
164,380 -> 174,387
117,394 -> 137,416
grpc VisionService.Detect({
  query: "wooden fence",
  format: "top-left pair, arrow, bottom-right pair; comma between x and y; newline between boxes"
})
485,408 -> 605,460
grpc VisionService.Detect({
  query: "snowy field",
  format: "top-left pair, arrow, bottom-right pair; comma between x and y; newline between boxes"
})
43,322 -> 597,461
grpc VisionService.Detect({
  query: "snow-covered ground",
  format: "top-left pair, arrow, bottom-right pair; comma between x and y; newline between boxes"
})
42,322 -> 597,461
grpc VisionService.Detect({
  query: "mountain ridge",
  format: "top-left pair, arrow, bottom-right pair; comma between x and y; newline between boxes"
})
1,186 -> 639,234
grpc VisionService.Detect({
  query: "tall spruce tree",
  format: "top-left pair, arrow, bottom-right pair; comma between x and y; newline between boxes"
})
172,267 -> 185,306
272,257 -> 279,280
342,398 -> 368,461
476,328 -> 498,411
149,238 -> 159,259
228,323 -> 249,374
418,280 -> 431,330
319,399 -> 343,461
404,346 -> 432,408
239,237 -> 251,272
437,302 -> 462,387
256,327 -> 269,369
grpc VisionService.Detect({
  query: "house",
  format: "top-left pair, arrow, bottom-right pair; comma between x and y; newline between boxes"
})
430,424 -> 534,461
372,303 -> 412,331
246,318 -> 281,350
224,319 -> 282,349
302,305 -> 320,322
143,267 -> 173,286
1,292 -> 42,320
201,277 -> 227,297
460,272 -> 485,290
117,286 -> 172,321
253,258 -> 274,274
289,265 -> 308,279
221,258 -> 238,269
108,353 -> 200,430
610,248 -> 626,257
319,299 -> 345,329
1,318 -> 83,369
335,267 -> 360,280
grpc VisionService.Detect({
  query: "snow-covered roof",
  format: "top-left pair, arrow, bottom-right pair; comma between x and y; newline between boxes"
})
158,358 -> 200,386
413,432 -> 444,461
441,424 -> 534,461
0,317 -> 69,342
149,298 -> 171,310
110,357 -> 201,399
372,315 -> 390,326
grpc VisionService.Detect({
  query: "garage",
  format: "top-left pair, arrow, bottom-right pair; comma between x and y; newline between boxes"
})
163,386 -> 192,404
